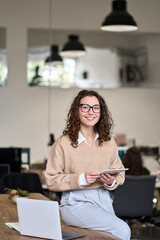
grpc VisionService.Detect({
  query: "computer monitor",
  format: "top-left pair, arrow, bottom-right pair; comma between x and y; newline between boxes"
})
21,148 -> 30,165
0,147 -> 30,172
139,146 -> 159,160
118,146 -> 128,160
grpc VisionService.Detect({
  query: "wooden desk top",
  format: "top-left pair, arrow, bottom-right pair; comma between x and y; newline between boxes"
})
0,193 -> 120,240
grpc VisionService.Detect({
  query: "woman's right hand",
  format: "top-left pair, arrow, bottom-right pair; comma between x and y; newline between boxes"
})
85,172 -> 100,184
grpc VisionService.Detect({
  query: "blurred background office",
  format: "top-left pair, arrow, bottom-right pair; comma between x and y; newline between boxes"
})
0,0 -> 160,176
1,1 -> 160,239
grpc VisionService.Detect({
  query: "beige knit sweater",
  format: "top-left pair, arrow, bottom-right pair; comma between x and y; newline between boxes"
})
45,135 -> 125,192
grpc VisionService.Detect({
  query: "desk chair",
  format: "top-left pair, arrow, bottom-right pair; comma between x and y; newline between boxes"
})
0,164 -> 10,178
113,175 -> 156,218
112,175 -> 156,239
0,172 -> 44,195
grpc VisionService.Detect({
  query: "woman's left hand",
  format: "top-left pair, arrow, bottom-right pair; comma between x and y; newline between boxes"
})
98,173 -> 119,185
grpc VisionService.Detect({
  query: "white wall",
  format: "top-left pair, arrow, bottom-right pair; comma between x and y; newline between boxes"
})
0,0 -> 160,163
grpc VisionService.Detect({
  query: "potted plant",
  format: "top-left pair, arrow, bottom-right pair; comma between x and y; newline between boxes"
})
5,188 -> 29,203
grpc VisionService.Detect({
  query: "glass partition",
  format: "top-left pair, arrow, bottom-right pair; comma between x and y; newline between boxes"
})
0,28 -> 7,87
27,29 -> 160,89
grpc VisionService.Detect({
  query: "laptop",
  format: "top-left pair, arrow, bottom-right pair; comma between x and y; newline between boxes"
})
16,198 -> 85,240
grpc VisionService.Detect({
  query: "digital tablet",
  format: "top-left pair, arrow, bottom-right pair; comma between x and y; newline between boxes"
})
100,168 -> 129,175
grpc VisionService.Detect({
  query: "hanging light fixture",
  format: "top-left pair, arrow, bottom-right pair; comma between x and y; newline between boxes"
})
45,45 -> 63,66
48,133 -> 55,146
60,35 -> 86,58
45,0 -> 63,66
101,0 -> 138,32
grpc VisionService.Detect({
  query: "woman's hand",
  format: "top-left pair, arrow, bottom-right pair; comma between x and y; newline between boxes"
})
98,173 -> 119,186
85,172 -> 100,184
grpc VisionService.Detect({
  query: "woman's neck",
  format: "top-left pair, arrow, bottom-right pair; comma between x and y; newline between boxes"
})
80,127 -> 96,147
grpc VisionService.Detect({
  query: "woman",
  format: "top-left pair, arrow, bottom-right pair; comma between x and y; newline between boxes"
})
45,90 -> 131,240
123,147 -> 150,176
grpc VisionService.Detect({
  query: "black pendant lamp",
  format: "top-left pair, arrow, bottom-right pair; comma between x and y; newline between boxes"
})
48,133 -> 55,146
101,0 -> 138,32
45,45 -> 63,66
60,35 -> 86,58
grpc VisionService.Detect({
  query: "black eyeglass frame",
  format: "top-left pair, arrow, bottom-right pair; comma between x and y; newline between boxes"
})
79,104 -> 101,113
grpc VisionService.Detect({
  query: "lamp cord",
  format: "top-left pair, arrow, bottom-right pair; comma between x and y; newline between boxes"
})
48,0 -> 52,138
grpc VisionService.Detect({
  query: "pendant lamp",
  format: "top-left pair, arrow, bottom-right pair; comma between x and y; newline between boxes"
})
60,35 -> 86,58
45,45 -> 63,66
48,133 -> 55,146
101,0 -> 138,32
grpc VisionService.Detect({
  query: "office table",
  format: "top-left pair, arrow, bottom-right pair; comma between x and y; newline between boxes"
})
0,193 -> 120,240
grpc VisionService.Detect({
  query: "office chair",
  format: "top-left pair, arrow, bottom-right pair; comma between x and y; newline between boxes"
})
112,175 -> 156,240
113,175 -> 156,218
0,172 -> 44,195
0,164 -> 10,178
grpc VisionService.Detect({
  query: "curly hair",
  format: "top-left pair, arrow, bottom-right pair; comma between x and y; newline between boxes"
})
63,90 -> 114,147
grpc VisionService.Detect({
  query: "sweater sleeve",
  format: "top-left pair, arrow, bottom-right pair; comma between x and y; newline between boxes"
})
103,138 -> 125,191
45,137 -> 83,192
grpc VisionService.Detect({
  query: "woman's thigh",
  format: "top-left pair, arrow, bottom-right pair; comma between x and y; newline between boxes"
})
60,202 -> 131,240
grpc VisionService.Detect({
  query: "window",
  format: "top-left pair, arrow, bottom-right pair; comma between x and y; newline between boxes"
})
0,49 -> 7,87
27,47 -> 75,88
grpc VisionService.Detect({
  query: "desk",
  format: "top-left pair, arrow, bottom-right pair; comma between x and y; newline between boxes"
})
0,193 -> 120,240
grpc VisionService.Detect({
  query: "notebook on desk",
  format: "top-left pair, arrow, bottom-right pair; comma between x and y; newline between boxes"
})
16,198 -> 85,240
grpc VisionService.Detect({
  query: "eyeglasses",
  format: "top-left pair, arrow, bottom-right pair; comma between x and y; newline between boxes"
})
79,104 -> 101,113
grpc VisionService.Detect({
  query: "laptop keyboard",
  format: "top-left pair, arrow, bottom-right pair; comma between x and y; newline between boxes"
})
62,231 -> 85,240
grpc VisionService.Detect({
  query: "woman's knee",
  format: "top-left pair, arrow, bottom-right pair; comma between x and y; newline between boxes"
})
117,221 -> 131,240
